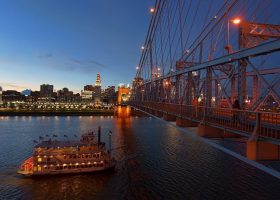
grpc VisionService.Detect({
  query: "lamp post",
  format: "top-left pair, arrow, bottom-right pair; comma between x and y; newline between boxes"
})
226,18 -> 241,53
156,67 -> 161,78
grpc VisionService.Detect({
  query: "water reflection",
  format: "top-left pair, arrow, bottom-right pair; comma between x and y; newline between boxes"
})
1,116 -> 280,199
26,172 -> 115,200
114,106 -> 135,160
116,106 -> 131,118
0,116 -> 9,121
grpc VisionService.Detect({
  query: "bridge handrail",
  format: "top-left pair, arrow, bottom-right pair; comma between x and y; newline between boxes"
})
130,101 -> 280,142
130,101 -> 280,116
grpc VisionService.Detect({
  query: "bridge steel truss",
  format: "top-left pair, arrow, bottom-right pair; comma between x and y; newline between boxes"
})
132,0 -> 280,147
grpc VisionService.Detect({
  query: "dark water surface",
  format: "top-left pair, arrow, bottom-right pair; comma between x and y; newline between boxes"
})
0,115 -> 280,200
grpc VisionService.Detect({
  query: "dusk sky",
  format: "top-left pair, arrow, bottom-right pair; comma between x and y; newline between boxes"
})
0,0 -> 153,93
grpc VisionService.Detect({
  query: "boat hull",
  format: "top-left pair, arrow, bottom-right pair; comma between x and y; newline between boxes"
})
18,164 -> 116,177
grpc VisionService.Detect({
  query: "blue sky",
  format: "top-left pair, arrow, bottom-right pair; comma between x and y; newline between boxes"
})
0,0 -> 153,92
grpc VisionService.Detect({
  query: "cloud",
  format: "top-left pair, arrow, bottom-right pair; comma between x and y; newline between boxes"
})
37,53 -> 53,59
71,58 -> 84,65
37,56 -> 105,74
53,58 -> 105,74
88,60 -> 105,67
61,64 -> 97,74
71,58 -> 105,68
0,82 -> 35,91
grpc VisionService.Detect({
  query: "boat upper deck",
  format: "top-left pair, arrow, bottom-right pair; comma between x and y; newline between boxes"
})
35,140 -> 105,149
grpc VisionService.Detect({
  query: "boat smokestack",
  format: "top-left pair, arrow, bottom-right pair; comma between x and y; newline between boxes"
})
98,126 -> 101,145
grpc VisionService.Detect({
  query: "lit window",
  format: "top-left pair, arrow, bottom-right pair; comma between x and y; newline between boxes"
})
38,157 -> 42,162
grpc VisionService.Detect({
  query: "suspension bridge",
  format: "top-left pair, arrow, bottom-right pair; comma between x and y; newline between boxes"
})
130,0 -> 280,161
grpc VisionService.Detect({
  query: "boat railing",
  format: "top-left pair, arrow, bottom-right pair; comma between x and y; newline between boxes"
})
33,150 -> 107,157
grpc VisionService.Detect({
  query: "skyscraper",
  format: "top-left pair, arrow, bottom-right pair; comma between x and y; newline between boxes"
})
93,73 -> 101,104
103,86 -> 116,104
95,73 -> 101,86
40,84 -> 54,98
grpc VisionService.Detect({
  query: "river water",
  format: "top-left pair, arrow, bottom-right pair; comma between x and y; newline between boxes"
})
0,112 -> 280,199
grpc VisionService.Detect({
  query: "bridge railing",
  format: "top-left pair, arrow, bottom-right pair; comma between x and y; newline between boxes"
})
130,101 -> 280,140
204,107 -> 280,139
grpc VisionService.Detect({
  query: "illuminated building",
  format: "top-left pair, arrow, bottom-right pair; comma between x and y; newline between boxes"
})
95,73 -> 101,86
57,87 -> 80,102
81,90 -> 93,101
93,86 -> 101,104
28,91 -> 40,102
2,90 -> 25,102
92,73 -> 102,104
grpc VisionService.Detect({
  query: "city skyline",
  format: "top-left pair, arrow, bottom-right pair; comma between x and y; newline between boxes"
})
1,72 -> 121,94
0,0 -> 153,92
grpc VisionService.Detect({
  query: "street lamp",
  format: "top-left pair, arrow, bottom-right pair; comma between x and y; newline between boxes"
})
226,17 -> 241,53
232,18 -> 241,25
150,8 -> 155,13
164,80 -> 170,87
156,67 -> 161,78
141,46 -> 145,50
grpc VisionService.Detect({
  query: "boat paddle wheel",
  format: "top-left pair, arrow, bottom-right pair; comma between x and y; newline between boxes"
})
18,157 -> 34,176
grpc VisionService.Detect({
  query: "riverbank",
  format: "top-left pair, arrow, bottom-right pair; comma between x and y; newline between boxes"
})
0,109 -> 114,116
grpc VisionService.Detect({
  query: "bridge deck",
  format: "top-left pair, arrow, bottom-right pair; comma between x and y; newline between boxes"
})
131,102 -> 280,145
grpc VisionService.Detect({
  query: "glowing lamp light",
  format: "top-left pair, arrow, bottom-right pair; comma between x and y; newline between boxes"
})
192,71 -> 198,76
136,66 -> 139,70
150,8 -> 155,13
232,18 -> 241,25
141,46 -> 145,50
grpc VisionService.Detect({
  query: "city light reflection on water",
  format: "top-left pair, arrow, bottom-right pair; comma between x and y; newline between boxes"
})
116,105 -> 131,118
0,116 -> 9,121
0,113 -> 280,199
